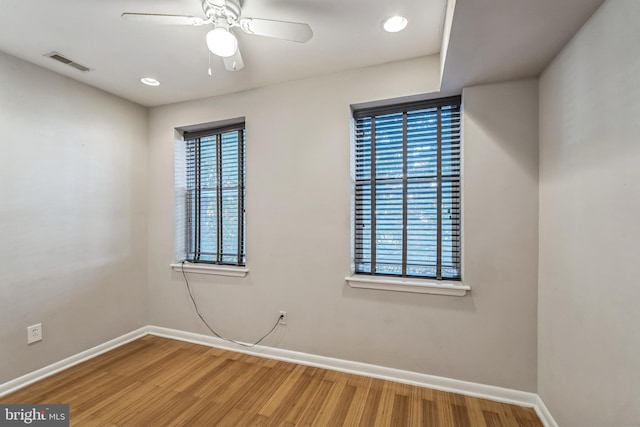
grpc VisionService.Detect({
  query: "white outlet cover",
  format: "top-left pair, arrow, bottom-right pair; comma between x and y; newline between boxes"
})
27,323 -> 42,344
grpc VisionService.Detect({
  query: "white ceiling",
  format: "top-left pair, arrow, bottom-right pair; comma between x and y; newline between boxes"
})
0,0 -> 445,106
0,0 -> 605,107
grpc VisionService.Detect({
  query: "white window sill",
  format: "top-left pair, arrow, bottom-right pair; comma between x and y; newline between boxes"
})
170,262 -> 249,277
345,275 -> 470,296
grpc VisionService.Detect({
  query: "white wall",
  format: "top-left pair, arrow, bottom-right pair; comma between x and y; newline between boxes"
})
148,55 -> 539,391
538,0 -> 640,424
0,52 -> 148,383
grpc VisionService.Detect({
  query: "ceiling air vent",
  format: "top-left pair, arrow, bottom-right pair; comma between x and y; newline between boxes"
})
44,52 -> 92,72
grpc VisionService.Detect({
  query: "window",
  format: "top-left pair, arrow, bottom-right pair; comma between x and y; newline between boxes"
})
352,96 -> 461,281
181,123 -> 246,266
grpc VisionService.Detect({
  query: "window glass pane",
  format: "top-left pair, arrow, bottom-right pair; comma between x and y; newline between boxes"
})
221,131 -> 239,263
407,108 -> 438,179
406,180 -> 437,277
221,188 -> 238,262
375,182 -> 403,275
354,117 -> 372,181
354,182 -> 371,274
375,113 -> 404,180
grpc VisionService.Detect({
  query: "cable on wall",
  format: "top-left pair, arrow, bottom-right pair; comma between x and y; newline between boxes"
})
181,261 -> 281,348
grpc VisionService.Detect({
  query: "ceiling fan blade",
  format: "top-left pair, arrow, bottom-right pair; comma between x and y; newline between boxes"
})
223,48 -> 244,71
238,18 -> 313,43
121,13 -> 206,26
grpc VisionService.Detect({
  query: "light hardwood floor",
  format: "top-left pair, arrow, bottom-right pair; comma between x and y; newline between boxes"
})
1,335 -> 542,426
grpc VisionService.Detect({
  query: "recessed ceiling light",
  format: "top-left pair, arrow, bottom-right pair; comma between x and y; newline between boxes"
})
140,77 -> 160,86
383,16 -> 408,33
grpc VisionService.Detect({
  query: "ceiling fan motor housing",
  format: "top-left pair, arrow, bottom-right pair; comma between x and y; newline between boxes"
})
202,0 -> 241,22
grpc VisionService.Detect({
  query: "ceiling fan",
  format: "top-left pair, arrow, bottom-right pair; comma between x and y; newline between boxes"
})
122,0 -> 313,72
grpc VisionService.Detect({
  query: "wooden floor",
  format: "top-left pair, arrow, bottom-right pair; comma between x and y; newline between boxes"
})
1,336 -> 542,426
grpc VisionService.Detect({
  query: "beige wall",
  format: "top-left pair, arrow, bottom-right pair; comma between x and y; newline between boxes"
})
0,52 -> 148,384
462,79 -> 539,391
148,55 -> 539,391
0,46 -> 543,396
538,0 -> 640,424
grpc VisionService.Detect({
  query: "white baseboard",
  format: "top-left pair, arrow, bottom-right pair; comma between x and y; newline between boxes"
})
534,394 -> 559,427
0,327 -> 148,398
0,325 -> 557,427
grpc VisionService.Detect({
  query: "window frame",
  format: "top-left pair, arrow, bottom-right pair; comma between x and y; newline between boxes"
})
179,122 -> 247,269
347,96 -> 468,295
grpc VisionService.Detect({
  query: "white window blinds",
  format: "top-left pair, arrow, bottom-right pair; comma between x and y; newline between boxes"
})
353,96 -> 461,280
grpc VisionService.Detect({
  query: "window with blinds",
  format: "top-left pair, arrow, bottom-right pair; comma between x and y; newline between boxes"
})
183,123 -> 246,265
353,96 -> 461,280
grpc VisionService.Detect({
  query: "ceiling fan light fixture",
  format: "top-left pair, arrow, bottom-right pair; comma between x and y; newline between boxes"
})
206,27 -> 238,57
383,16 -> 408,33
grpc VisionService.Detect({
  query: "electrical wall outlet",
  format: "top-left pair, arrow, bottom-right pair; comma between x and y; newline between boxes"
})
279,311 -> 287,325
27,323 -> 42,344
